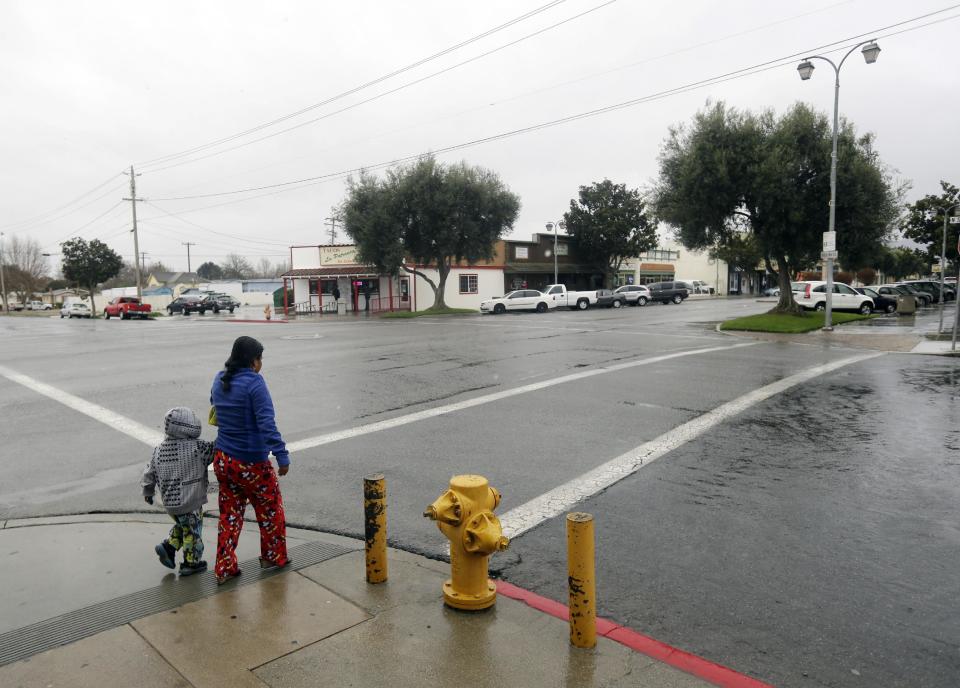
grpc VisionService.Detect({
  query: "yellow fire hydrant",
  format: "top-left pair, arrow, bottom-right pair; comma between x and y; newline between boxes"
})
424,474 -> 509,610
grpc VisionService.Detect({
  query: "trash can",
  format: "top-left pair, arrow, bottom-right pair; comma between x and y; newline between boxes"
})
896,295 -> 916,315
337,299 -> 346,316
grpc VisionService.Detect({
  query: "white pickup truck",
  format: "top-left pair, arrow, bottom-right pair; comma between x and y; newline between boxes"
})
542,284 -> 601,310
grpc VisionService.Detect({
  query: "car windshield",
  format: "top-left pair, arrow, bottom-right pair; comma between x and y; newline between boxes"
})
862,288 -> 879,298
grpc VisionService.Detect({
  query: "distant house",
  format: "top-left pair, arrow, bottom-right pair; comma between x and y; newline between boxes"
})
146,272 -> 200,294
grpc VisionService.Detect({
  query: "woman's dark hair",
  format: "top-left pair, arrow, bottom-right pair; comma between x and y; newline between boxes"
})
221,336 -> 264,391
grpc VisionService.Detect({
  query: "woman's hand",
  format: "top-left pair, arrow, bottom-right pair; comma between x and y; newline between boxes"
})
278,465 -> 289,477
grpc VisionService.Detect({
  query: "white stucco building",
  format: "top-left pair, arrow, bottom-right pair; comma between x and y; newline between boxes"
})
282,244 -> 505,314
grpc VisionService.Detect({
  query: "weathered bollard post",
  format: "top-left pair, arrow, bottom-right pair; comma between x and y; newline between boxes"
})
567,512 -> 596,648
364,474 -> 387,584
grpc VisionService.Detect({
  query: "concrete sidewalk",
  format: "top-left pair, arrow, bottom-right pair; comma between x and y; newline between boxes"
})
0,514 -> 745,688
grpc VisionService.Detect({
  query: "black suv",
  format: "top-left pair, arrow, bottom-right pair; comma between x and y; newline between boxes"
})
167,296 -> 206,315
647,281 -> 689,304
200,293 -> 239,313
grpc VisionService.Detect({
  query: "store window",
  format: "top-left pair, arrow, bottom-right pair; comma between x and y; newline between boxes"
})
515,246 -> 529,259
459,274 -> 478,294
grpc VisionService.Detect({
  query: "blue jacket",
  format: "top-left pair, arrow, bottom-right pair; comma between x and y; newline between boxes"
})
211,369 -> 289,466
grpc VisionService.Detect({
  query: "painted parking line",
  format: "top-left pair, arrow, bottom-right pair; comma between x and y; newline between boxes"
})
285,342 -> 755,452
464,320 -> 720,340
498,352 -> 883,539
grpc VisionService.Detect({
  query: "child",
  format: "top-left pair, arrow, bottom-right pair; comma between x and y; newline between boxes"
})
142,407 -> 215,576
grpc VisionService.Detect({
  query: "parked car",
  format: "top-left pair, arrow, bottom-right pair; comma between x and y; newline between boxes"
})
26,301 -> 52,310
854,287 -> 897,314
613,285 -> 651,306
594,289 -> 627,308
892,283 -> 932,307
647,281 -> 689,304
201,293 -> 240,313
542,284 -> 601,310
104,296 -> 152,320
677,279 -> 713,294
480,290 -> 553,314
60,302 -> 92,319
903,280 -> 953,303
167,295 -> 207,315
796,281 -> 873,314
763,287 -> 780,297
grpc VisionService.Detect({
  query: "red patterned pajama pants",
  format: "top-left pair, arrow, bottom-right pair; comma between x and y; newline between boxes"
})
213,450 -> 288,578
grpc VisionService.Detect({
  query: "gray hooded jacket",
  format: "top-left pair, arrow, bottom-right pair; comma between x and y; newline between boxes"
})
142,407 -> 215,515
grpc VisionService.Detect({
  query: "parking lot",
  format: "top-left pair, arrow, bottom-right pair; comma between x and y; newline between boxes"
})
1,300 -> 958,687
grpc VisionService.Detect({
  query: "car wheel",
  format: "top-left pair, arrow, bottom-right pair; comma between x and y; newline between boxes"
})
60,313 -> 65,318
637,296 -> 647,307
577,299 -> 589,310
859,302 -> 872,315
885,303 -> 896,314
104,310 -> 110,319
612,299 -> 622,309
167,308 -> 173,315
672,294 -> 683,304
815,302 -> 826,312
229,307 -> 235,313
493,303 -> 505,315
120,310 -> 128,320
213,307 -> 220,314
199,309 -> 206,315
536,302 -> 547,313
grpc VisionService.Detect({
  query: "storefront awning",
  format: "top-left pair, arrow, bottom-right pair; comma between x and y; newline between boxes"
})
282,266 -> 379,278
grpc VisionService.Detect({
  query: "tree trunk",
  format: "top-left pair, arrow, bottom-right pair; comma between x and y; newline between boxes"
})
434,261 -> 450,309
772,255 -> 803,314
89,283 -> 97,315
401,265 -> 438,310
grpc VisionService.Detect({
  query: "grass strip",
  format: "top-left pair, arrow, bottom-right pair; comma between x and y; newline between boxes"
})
720,311 -> 875,333
380,307 -> 475,319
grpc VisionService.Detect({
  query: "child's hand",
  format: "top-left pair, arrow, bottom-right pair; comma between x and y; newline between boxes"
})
144,496 -> 154,505
278,465 -> 289,477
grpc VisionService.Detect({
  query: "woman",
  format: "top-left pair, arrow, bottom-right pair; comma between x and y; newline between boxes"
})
211,335 -> 290,584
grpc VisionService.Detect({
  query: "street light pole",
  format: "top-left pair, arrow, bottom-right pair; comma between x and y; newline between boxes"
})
797,40 -> 880,331
936,203 -> 959,334
546,221 -> 559,284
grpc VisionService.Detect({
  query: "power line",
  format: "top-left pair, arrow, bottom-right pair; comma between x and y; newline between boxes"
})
142,0 -> 618,175
141,201 -> 292,248
43,202 -> 128,249
136,0 -> 570,169
147,7 -> 960,208
1,172 -> 125,231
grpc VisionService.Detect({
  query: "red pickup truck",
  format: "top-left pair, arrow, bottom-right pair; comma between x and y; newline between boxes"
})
104,297 -> 152,320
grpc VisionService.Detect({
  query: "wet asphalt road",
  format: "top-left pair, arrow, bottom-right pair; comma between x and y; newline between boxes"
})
1,299 -> 958,687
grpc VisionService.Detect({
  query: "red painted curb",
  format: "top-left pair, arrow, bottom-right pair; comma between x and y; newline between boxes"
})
226,319 -> 289,324
495,581 -> 773,688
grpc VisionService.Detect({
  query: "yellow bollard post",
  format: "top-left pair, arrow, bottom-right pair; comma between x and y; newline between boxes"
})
364,474 -> 387,584
567,512 -> 596,649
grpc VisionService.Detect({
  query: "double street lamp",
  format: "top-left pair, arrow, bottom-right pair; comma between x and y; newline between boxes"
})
545,220 -> 564,285
797,40 -> 881,330
932,203 -> 960,335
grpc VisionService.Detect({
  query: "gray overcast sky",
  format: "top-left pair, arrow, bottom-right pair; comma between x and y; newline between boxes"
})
2,0 -> 958,273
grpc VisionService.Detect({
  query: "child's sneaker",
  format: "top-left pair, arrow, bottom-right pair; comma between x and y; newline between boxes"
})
155,542 -> 176,569
179,560 -> 208,576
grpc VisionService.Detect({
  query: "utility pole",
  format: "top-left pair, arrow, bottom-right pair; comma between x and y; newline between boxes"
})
140,252 -> 149,274
123,165 -> 144,300
182,242 -> 196,273
324,216 -> 339,244
0,232 -> 8,315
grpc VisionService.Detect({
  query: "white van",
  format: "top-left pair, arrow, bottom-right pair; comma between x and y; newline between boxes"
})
675,279 -> 713,295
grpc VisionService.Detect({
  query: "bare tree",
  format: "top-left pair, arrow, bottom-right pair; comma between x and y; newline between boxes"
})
4,236 -> 48,303
255,257 -> 274,278
220,253 -> 254,279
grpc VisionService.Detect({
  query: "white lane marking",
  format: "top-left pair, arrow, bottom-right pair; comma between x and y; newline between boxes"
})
0,364 -> 163,446
465,320 -> 718,340
498,351 -> 884,539
286,342 -> 755,452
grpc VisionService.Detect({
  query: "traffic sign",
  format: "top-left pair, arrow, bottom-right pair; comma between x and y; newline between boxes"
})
822,231 -> 836,251
821,250 -> 838,261
950,216 -> 960,224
